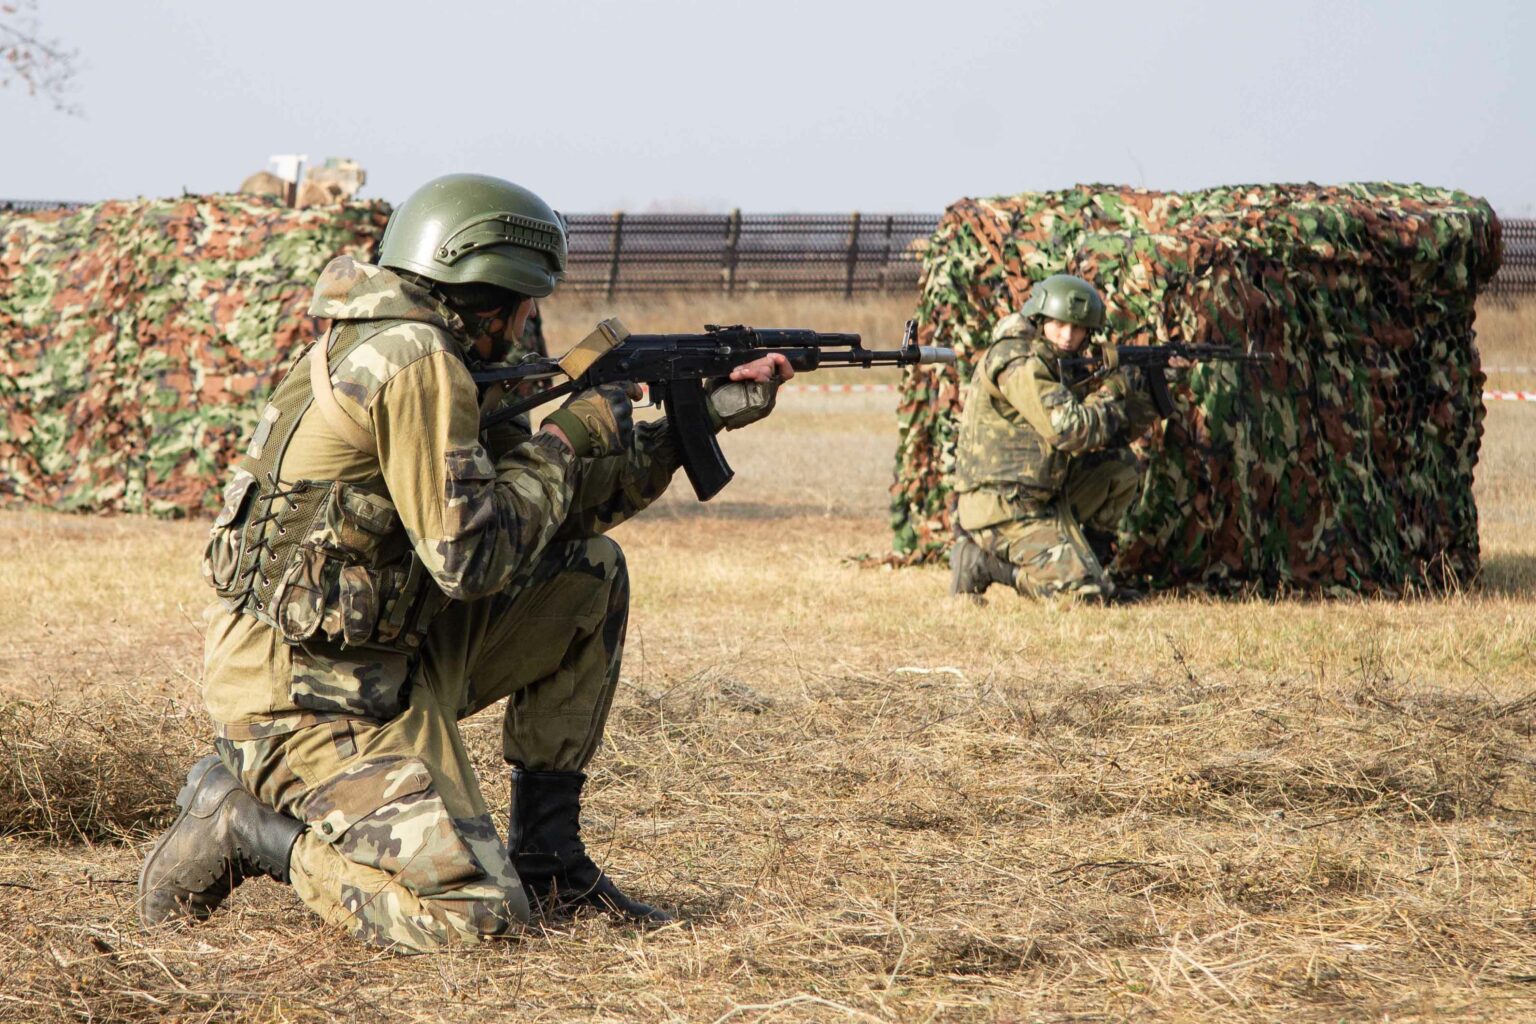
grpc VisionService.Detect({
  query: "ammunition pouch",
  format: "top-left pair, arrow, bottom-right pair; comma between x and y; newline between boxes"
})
202,319 -> 448,655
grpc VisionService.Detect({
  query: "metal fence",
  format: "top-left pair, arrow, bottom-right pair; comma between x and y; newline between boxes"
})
563,212 -> 936,296
1497,219 -> 1536,297
4,200 -> 1534,297
0,199 -> 83,213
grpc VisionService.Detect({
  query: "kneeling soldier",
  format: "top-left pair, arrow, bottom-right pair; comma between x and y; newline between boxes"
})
949,274 -> 1158,603
139,174 -> 790,950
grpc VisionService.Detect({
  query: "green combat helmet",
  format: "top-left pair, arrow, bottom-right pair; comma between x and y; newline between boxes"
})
378,173 -> 567,298
1018,274 -> 1107,330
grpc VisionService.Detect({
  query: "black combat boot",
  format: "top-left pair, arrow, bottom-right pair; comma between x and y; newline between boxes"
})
508,768 -> 674,925
951,536 -> 1019,597
1080,529 -> 1143,604
949,535 -> 993,597
1083,528 -> 1118,568
138,755 -> 306,925
1107,583 -> 1145,605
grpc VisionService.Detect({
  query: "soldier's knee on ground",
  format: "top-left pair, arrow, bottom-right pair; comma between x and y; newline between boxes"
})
285,754 -> 531,951
990,516 -> 1104,599
290,826 -> 530,952
343,880 -> 526,952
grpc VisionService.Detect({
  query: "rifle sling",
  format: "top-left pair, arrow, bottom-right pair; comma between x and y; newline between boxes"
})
309,323 -> 380,456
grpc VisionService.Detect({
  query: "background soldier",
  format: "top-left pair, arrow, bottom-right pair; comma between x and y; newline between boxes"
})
138,173 -> 791,950
949,274 -> 1161,603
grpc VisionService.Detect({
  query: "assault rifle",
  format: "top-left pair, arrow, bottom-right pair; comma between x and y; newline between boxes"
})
471,318 -> 954,501
1061,343 -> 1273,418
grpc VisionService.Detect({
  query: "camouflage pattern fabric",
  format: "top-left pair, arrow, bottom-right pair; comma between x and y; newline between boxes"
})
0,196 -> 563,518
954,315 -> 1146,598
964,452 -> 1139,598
194,248 -> 667,950
972,513 -> 1104,598
0,195 -> 390,515
202,254 -> 676,743
892,183 -> 1501,596
951,324 -> 1129,500
214,533 -> 631,952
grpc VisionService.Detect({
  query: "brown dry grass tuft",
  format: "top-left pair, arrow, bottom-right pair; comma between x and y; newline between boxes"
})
0,295 -> 1534,1021
0,698 -> 202,843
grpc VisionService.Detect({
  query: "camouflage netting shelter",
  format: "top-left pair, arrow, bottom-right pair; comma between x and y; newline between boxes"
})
0,196 -> 390,515
890,184 -> 1502,595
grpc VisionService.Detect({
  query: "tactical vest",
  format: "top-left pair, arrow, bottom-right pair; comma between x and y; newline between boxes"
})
952,335 -> 1073,499
202,321 -> 448,653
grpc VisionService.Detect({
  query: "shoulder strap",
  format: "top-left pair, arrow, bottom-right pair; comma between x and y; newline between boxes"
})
307,320 -> 407,457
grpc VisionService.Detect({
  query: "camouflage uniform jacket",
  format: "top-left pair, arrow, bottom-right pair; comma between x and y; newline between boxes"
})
202,256 -> 680,740
954,324 -> 1140,530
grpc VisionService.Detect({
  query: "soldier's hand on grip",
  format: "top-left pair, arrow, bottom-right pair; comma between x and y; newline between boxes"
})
1093,369 -> 1135,402
707,352 -> 793,431
543,384 -> 635,458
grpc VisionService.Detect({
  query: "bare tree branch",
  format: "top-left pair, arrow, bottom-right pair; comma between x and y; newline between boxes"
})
0,1 -> 81,115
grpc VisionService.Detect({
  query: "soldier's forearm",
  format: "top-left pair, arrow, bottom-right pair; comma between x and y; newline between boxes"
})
559,421 -> 679,536
418,434 -> 578,601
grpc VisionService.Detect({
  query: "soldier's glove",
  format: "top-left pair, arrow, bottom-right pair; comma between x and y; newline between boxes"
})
1082,388 -> 1131,440
543,384 -> 635,458
1094,369 -> 1158,440
1093,368 -> 1135,402
706,374 -> 781,431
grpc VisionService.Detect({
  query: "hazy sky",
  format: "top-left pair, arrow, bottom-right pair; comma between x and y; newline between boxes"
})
5,0 -> 1534,214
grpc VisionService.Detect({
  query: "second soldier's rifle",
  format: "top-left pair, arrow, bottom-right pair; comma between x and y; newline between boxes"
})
1060,343 -> 1274,418
471,318 -> 954,501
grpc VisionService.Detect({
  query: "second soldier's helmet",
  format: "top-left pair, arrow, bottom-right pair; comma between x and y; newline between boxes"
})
378,173 -> 567,299
1018,274 -> 1107,330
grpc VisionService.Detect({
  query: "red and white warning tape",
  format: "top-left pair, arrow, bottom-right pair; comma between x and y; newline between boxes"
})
778,383 -> 897,394
644,383 -> 1536,401
777,384 -> 1536,402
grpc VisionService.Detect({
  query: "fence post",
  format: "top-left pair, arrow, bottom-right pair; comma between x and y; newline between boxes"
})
877,215 -> 895,293
723,208 -> 742,296
843,211 -> 862,300
605,211 -> 625,300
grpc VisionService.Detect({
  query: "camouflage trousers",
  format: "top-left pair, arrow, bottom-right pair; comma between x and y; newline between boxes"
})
215,535 -> 629,952
963,451 -> 1140,598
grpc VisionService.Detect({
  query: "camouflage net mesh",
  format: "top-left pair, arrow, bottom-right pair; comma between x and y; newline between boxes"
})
0,196 -> 392,516
890,184 -> 1503,596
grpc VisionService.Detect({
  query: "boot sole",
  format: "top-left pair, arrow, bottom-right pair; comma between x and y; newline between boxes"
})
137,754 -> 223,926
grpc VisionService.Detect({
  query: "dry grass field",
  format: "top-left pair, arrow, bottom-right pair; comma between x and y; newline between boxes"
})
0,297 -> 1533,1022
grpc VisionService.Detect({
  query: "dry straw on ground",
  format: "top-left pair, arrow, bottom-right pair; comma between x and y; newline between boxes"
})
0,296 -> 1532,1022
